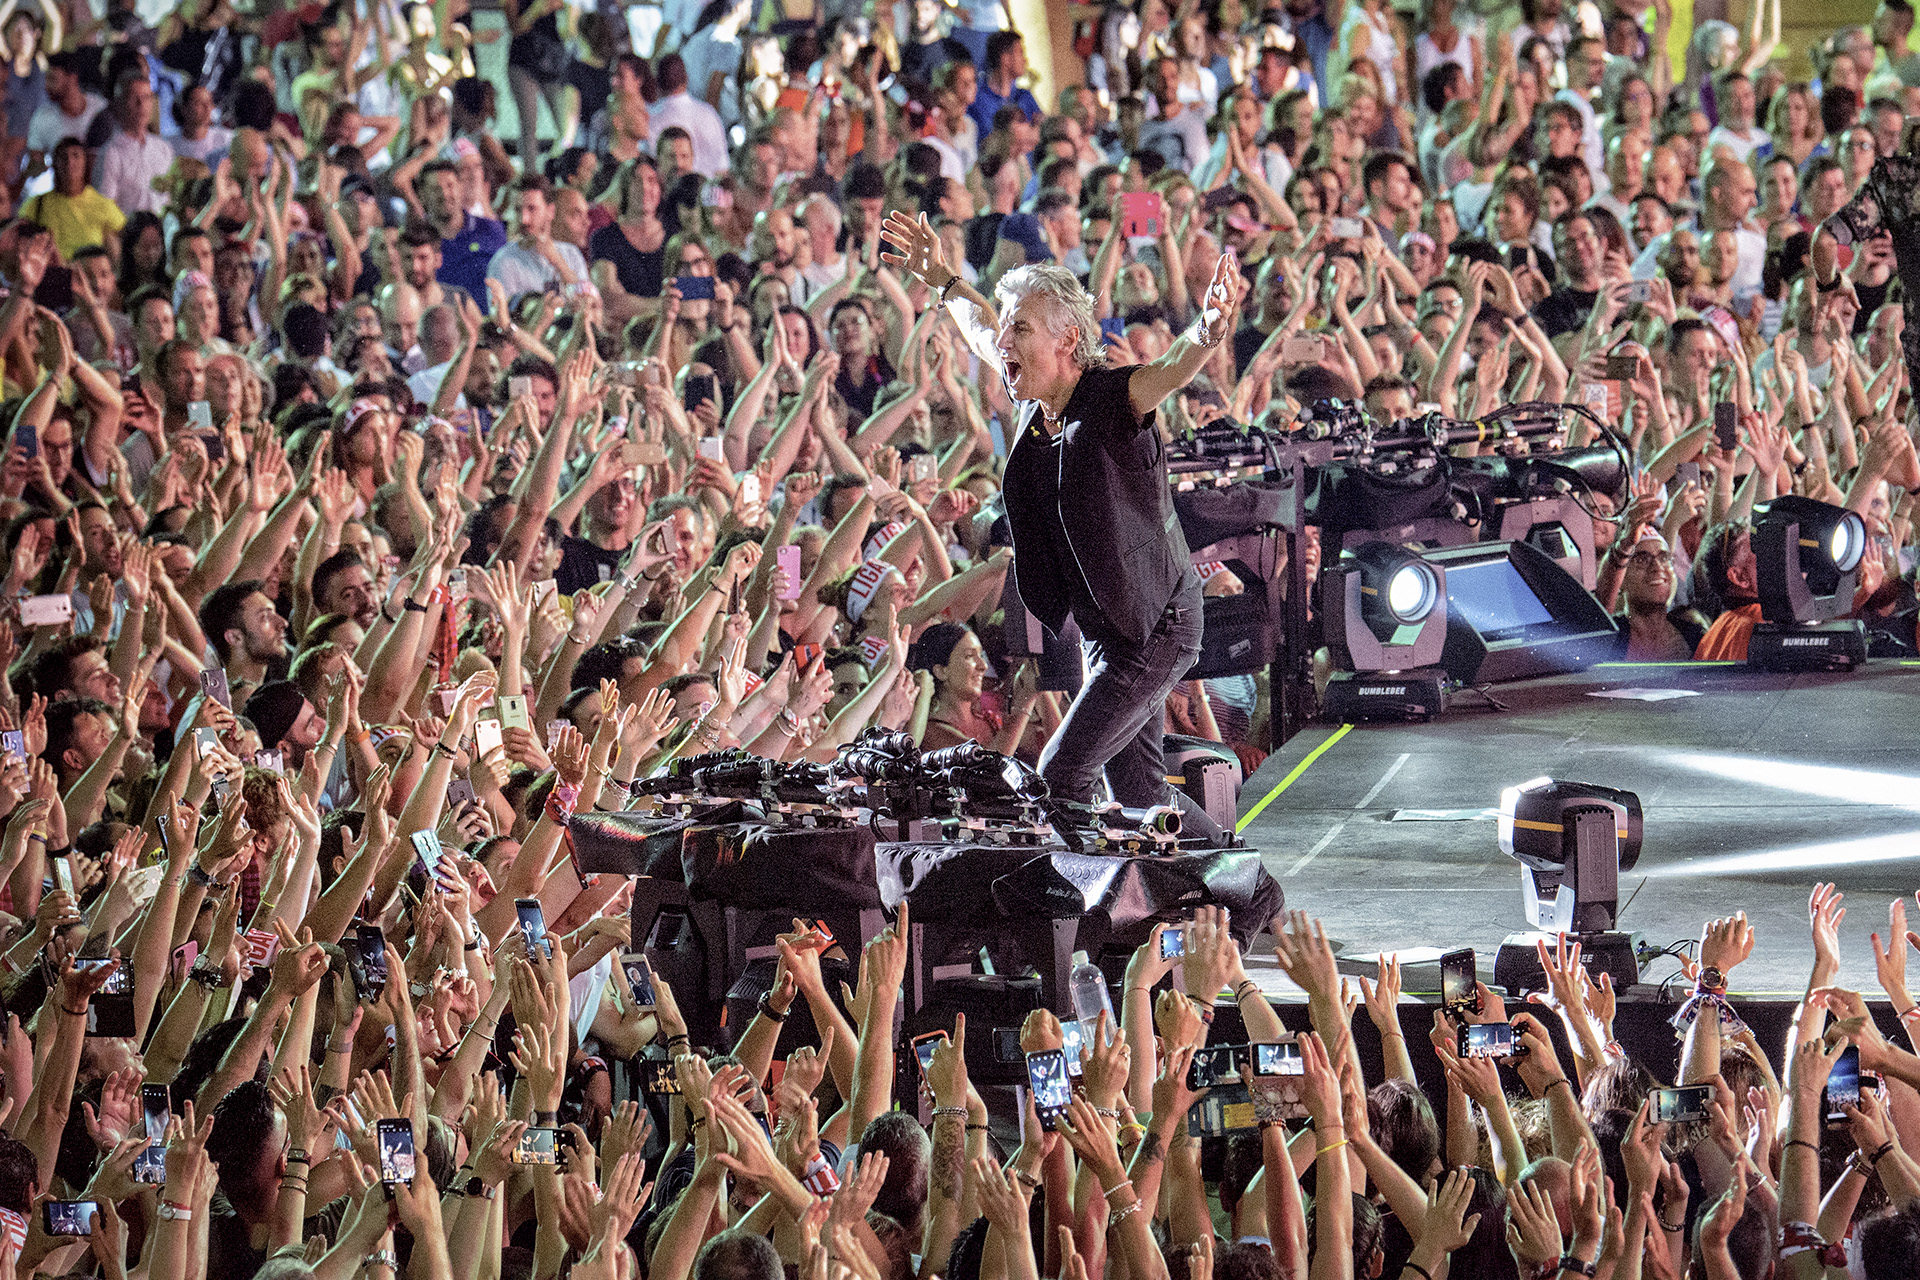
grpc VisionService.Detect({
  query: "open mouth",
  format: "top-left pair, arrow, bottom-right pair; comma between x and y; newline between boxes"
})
1002,358 -> 1022,390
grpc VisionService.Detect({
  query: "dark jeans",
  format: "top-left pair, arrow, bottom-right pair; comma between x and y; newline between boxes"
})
1039,603 -> 1204,810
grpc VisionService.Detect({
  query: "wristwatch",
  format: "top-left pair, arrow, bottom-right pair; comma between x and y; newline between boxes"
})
1698,966 -> 1726,992
758,990 -> 789,1023
461,1175 -> 496,1200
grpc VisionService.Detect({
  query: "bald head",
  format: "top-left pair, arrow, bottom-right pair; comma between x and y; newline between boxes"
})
378,282 -> 423,355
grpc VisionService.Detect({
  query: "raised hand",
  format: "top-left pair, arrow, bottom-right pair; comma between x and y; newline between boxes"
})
878,212 -> 956,288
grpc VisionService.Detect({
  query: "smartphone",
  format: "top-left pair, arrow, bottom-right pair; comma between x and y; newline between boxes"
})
87,992 -> 134,1037
1059,1017 -> 1085,1078
52,854 -> 74,898
908,453 -> 937,485
620,952 -> 656,1009
793,642 -> 822,672
675,275 -> 717,301
1118,191 -> 1164,238
1252,1042 -> 1303,1076
254,750 -> 284,774
134,1084 -> 169,1183
1159,925 -> 1185,960
168,942 -> 198,983
509,375 -> 533,402
187,401 -> 214,430
474,719 -> 503,759
911,1030 -> 945,1081
1826,1045 -> 1862,1123
1100,316 -> 1127,342
1461,1022 -> 1515,1059
993,1027 -> 1023,1063
497,695 -> 529,731
410,829 -> 443,882
1186,1043 -> 1241,1090
19,594 -> 72,627
1280,336 -> 1324,364
1187,1084 -> 1259,1136
199,668 -> 232,709
1627,280 -> 1653,303
738,471 -> 761,507
1650,1084 -> 1713,1124
1713,402 -> 1739,452
73,957 -> 129,995
511,1127 -> 561,1165
42,1200 -> 96,1236
376,1118 -> 416,1184
14,419 -> 35,460
1439,948 -> 1479,1015
446,779 -> 477,813
517,898 -> 551,959
1328,216 -> 1365,240
1604,356 -> 1639,381
684,373 -> 717,414
621,438 -> 665,467
353,923 -> 388,1001
646,906 -> 686,951
0,730 -> 22,766
776,545 -> 803,600
1026,1049 -> 1072,1130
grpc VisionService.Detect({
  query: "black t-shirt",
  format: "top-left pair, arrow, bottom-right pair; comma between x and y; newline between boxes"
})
1532,285 -> 1599,339
589,222 -> 666,301
557,535 -> 623,596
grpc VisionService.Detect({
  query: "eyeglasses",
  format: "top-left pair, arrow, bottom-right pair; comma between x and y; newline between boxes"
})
1627,550 -> 1672,568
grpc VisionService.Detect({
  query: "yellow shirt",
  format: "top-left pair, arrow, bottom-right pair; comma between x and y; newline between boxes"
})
23,187 -> 127,262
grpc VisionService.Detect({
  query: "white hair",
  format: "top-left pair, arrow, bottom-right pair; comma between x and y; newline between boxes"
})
798,193 -> 842,238
994,263 -> 1108,369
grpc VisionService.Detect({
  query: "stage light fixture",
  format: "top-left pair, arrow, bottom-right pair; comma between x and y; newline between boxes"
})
1320,541 -> 1448,721
1748,495 -> 1868,670
1493,777 -> 1645,992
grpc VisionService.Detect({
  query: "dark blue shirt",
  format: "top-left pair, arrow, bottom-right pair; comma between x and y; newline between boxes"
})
968,80 -> 1041,139
438,212 -> 507,303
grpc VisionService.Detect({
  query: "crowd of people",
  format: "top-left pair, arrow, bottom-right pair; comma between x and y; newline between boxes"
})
0,0 -> 1901,1278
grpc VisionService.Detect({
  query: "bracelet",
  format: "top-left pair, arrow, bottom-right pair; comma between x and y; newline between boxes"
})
26,834 -> 44,845
1232,980 -> 1260,1001
966,1123 -> 989,1132
1315,1138 -> 1349,1158
1191,318 -> 1223,349
1557,1258 -> 1597,1278
432,741 -> 457,759
364,1250 -> 399,1272
931,1106 -> 967,1119
1012,1169 -> 1041,1189
756,991 -> 788,1023
1109,1197 -> 1144,1225
1402,1265 -> 1434,1280
534,1110 -> 558,1127
63,1003 -> 87,1017
403,598 -> 428,613
937,273 -> 960,303
666,1033 -> 690,1046
1094,1106 -> 1122,1119
1382,1031 -> 1405,1040
287,1149 -> 310,1166
381,604 -> 399,624
1545,1077 -> 1575,1099
1871,1141 -> 1897,1164
1659,1218 -> 1684,1231
1785,1138 -> 1820,1156
1103,1178 -> 1134,1200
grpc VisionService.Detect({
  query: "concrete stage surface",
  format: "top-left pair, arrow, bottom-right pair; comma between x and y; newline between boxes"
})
1231,660 -> 1920,1003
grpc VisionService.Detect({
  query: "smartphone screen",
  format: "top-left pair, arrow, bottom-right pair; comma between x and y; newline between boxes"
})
1461,1023 -> 1514,1059
1827,1046 -> 1862,1120
1185,1044 -> 1238,1090
1440,948 -> 1479,1014
1650,1085 -> 1712,1124
911,1032 -> 943,1080
620,953 -> 656,1009
410,829 -> 442,880
1026,1050 -> 1071,1129
517,898 -> 551,958
1159,926 -> 1185,960
1252,1042 -> 1303,1076
512,1127 -> 560,1165
0,730 -> 24,764
1059,1018 -> 1085,1078
43,1201 -> 96,1236
354,924 -> 388,1000
134,1085 -> 170,1183
376,1119 -> 416,1184
684,374 -> 717,414
1604,355 -> 1639,381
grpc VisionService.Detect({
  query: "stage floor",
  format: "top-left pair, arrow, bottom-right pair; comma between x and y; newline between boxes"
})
1233,660 -> 1920,1001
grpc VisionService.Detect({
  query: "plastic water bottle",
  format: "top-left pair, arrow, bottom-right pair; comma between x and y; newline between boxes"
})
1069,950 -> 1114,1045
